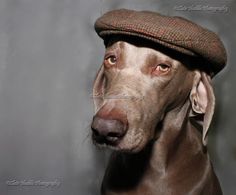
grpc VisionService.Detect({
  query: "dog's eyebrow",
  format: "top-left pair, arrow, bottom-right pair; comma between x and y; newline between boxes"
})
145,52 -> 173,66
145,53 -> 158,67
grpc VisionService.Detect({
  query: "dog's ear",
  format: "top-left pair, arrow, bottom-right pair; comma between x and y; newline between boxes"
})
190,71 -> 215,146
93,65 -> 105,112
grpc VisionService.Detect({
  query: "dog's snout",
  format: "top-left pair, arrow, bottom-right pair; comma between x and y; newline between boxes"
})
91,116 -> 127,145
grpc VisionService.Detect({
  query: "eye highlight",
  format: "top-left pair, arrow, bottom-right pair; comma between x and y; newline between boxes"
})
104,55 -> 117,67
152,63 -> 171,75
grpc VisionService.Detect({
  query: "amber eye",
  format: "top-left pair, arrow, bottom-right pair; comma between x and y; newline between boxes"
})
104,55 -> 117,67
153,64 -> 170,75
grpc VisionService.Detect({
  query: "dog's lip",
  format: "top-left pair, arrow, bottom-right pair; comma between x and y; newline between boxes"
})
93,139 -> 121,148
92,135 -> 142,153
106,136 -> 119,142
92,134 -> 122,146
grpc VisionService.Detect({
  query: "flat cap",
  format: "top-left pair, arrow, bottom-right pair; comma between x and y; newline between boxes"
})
94,9 -> 227,75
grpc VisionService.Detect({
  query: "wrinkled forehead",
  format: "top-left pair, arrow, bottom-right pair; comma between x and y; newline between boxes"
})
105,35 -> 182,57
105,35 -> 193,67
106,40 -> 178,66
104,35 -> 208,73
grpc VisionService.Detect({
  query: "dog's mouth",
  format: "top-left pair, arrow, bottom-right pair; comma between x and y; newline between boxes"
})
92,129 -> 148,153
91,128 -> 125,148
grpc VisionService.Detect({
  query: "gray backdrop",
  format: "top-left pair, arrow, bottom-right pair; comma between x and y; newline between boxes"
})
0,0 -> 235,195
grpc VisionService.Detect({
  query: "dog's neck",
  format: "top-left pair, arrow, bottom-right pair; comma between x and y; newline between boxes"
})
101,101 -> 221,194
151,100 -> 204,173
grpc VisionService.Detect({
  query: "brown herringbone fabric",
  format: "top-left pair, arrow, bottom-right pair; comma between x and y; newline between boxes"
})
94,9 -> 227,75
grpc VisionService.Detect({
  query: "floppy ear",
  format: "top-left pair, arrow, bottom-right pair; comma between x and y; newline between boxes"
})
93,65 -> 106,112
190,71 -> 215,146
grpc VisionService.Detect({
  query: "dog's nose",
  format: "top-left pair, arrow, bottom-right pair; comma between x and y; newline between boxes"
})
91,116 -> 127,144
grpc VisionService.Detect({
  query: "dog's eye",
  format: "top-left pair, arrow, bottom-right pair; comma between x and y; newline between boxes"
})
104,55 -> 117,67
153,64 -> 170,75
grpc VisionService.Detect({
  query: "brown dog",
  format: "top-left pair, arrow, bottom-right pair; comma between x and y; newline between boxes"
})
91,35 -> 222,195
90,8 -> 226,195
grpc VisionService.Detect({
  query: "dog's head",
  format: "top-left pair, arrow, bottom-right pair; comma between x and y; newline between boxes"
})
91,36 -> 215,152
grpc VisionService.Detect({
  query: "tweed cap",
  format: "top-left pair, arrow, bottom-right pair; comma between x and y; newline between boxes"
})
94,9 -> 227,75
